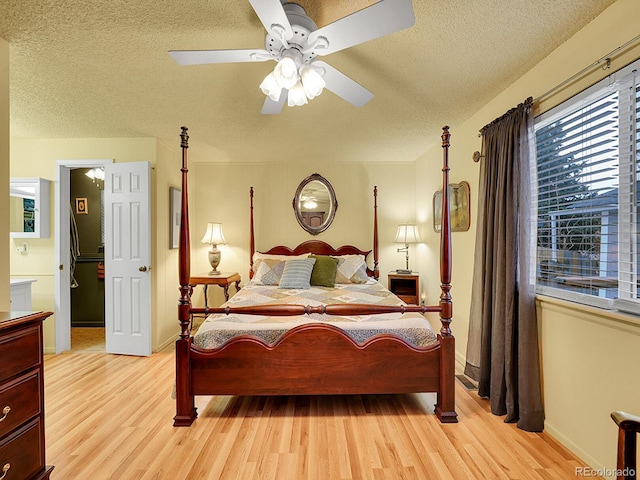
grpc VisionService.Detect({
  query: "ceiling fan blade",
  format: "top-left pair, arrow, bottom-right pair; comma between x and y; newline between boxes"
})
261,89 -> 287,114
248,0 -> 293,39
315,61 -> 374,107
308,0 -> 415,56
169,49 -> 272,66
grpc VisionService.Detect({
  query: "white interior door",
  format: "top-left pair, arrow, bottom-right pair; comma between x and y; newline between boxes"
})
104,161 -> 151,356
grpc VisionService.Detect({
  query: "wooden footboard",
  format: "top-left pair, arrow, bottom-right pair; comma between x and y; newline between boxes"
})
190,324 -> 442,396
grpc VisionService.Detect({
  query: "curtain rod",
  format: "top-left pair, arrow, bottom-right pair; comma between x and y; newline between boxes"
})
472,34 -> 640,162
536,33 -> 640,104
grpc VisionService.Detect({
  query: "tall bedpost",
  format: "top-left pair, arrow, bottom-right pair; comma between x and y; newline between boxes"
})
439,126 -> 453,336
249,187 -> 255,279
178,126 -> 191,338
435,125 -> 457,423
175,126 -> 197,427
373,186 -> 379,280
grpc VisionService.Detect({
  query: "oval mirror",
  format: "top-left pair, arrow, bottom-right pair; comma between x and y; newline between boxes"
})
293,173 -> 338,235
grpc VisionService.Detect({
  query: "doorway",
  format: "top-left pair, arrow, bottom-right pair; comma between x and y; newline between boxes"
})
55,159 -> 112,353
69,168 -> 106,352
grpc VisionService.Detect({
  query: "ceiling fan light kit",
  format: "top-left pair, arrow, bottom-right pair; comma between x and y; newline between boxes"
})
169,0 -> 415,114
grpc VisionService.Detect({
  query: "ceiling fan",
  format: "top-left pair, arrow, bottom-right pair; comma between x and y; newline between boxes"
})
169,0 -> 415,114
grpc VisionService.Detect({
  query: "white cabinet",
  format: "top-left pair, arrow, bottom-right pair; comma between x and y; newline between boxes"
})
10,279 -> 36,311
10,177 -> 51,238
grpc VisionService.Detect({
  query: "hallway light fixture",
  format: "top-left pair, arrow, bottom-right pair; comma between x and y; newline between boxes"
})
201,222 -> 226,276
394,224 -> 421,273
85,167 -> 105,188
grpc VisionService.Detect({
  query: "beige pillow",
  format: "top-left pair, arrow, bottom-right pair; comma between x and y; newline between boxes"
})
252,252 -> 309,275
333,255 -> 369,284
253,258 -> 286,285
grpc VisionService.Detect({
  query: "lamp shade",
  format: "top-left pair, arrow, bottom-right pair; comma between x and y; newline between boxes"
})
201,222 -> 226,245
394,224 -> 421,244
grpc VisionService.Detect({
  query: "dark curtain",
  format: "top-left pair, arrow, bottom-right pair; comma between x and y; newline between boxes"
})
464,97 -> 544,432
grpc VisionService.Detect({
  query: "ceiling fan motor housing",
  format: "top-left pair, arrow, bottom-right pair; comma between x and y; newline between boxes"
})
265,3 -> 320,64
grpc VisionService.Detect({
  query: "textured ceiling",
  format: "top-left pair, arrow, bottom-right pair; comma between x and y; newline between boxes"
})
0,0 -> 617,163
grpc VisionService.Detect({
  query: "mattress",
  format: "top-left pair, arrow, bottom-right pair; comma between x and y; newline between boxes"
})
193,280 -> 438,349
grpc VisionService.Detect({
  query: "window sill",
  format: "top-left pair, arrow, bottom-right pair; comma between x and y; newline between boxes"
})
536,294 -> 640,333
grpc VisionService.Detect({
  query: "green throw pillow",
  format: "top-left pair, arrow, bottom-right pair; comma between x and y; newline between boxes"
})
309,255 -> 339,287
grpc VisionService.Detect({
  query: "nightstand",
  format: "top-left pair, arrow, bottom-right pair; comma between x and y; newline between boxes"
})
388,272 -> 419,305
189,272 -> 241,307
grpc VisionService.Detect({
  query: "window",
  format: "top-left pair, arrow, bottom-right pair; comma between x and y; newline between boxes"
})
534,60 -> 640,311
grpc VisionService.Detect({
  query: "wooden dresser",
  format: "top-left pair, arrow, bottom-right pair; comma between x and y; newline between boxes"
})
0,311 -> 53,480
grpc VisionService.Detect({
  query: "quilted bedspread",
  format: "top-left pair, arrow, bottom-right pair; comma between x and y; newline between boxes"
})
193,280 -> 438,349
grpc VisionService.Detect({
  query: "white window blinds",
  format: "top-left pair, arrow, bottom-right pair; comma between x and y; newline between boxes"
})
534,60 -> 640,311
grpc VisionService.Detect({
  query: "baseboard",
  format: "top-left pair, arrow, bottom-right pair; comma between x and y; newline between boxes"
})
543,422 -> 605,473
455,350 -> 466,374
154,334 -> 176,353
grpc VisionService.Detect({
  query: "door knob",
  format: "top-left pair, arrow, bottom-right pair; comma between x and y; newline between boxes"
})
139,266 -> 147,272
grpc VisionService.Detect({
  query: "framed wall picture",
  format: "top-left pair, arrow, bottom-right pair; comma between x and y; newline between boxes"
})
433,181 -> 470,232
170,187 -> 181,249
75,197 -> 88,215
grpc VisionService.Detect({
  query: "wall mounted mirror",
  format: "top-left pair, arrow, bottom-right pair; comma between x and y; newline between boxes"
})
10,177 -> 51,238
293,173 -> 338,235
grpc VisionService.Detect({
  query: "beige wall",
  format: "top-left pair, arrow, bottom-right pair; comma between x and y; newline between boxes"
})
9,137 -> 163,351
0,38 -> 9,310
153,138 -> 182,351
187,161 -> 416,307
412,0 -> 640,475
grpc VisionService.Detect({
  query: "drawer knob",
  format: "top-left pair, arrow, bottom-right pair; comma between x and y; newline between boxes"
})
0,406 -> 9,422
0,463 -> 9,480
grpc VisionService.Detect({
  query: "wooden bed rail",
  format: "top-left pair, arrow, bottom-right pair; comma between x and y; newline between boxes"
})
190,303 -> 443,317
611,411 -> 640,480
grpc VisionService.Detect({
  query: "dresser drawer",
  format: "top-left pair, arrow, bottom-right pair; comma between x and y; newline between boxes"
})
0,418 -> 44,480
0,371 -> 41,439
0,326 -> 40,382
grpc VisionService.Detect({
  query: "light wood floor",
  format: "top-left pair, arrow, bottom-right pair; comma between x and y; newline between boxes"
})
44,348 -> 598,480
70,327 -> 105,352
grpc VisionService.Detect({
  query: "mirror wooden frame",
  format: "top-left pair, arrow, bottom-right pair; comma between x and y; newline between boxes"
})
292,173 -> 338,235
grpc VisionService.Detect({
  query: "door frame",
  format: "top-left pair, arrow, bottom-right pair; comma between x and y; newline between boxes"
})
54,159 -> 113,354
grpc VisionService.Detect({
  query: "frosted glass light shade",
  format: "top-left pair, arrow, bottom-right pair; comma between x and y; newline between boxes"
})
300,65 -> 325,99
394,224 -> 421,244
288,81 -> 308,107
273,55 -> 299,89
259,72 -> 282,101
201,222 -> 226,246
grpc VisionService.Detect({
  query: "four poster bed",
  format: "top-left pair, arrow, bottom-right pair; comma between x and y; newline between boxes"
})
174,126 -> 457,426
